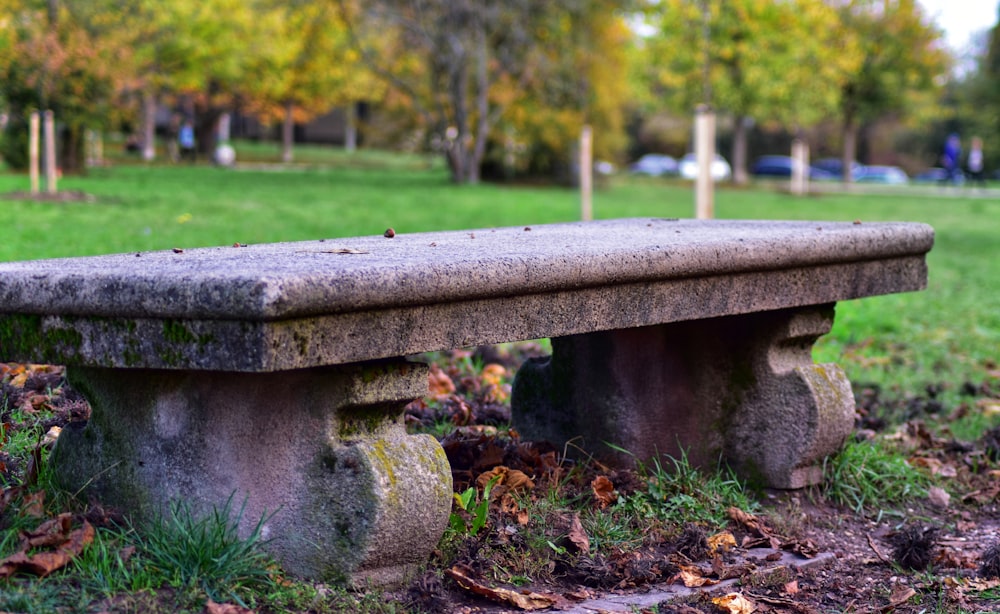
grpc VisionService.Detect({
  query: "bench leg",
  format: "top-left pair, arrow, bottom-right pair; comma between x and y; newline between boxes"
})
512,304 -> 854,489
51,360 -> 451,586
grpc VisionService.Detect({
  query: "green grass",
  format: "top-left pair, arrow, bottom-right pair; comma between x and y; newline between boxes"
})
2,149 -> 996,402
1,145 -> 998,608
820,439 -> 931,516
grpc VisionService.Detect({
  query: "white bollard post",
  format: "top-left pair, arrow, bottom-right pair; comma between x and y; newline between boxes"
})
695,105 -> 715,219
29,112 -> 40,195
791,139 -> 809,195
580,125 -> 593,221
44,110 -> 57,195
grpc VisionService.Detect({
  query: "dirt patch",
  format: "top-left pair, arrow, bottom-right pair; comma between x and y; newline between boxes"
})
1,190 -> 98,203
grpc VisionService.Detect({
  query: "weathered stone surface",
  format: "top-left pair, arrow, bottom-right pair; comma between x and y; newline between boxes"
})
51,360 -> 452,585
0,219 -> 934,579
512,305 -> 855,488
0,219 -> 933,370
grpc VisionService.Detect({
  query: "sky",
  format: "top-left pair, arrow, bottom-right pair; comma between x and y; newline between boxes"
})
918,0 -> 997,55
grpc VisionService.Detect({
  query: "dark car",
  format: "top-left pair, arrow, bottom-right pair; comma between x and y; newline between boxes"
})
750,155 -> 835,180
812,158 -> 866,181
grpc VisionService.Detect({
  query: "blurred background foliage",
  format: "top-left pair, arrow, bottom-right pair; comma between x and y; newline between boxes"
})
0,0 -> 997,185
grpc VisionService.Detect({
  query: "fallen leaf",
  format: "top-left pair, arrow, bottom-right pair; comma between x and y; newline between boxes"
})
591,475 -> 617,508
41,426 -> 61,447
428,364 -> 456,400
566,513 -> 590,555
708,531 -> 737,554
675,564 -> 719,588
475,466 -> 534,494
446,565 -> 560,610
711,592 -> 756,614
204,600 -> 255,614
781,538 -> 819,559
21,490 -> 45,518
884,585 -> 916,611
784,580 -> 799,595
480,364 -> 507,386
0,520 -> 94,578
928,486 -> 951,508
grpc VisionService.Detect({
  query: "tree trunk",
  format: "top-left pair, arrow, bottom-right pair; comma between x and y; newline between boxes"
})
282,101 -> 294,163
142,90 -> 156,162
58,123 -> 85,175
841,115 -> 857,185
732,115 -> 749,186
467,18 -> 489,185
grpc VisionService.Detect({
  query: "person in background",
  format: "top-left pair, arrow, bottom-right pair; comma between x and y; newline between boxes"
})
941,133 -> 962,185
178,120 -> 196,162
967,136 -> 986,188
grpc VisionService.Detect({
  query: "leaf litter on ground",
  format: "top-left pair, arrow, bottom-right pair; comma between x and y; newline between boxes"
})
3,353 -> 1000,612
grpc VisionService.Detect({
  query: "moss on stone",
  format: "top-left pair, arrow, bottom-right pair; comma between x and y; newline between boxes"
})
162,320 -> 197,344
0,313 -> 84,363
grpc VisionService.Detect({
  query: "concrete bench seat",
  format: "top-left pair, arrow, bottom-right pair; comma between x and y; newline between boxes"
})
0,218 -> 933,584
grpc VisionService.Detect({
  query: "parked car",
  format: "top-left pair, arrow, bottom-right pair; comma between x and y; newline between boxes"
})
812,158 -> 866,181
629,153 -> 678,176
678,153 -> 731,181
913,167 -> 964,184
750,155 -> 836,180
855,165 -> 908,184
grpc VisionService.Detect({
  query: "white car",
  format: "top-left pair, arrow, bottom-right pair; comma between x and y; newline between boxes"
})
678,153 -> 732,181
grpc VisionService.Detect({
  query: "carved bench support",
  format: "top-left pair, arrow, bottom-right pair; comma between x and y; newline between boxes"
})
512,305 -> 854,488
51,360 -> 451,586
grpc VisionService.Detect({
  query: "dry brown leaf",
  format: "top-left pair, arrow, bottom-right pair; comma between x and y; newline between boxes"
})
591,475 -> 617,508
566,513 -> 590,555
928,486 -> 951,508
480,364 -> 507,386
505,469 -> 535,493
675,564 -> 719,588
22,490 -> 45,518
708,531 -> 737,554
962,484 -> 1000,504
204,600 -> 255,614
41,426 -> 62,447
711,592 -> 756,613
886,585 -> 916,610
428,364 -> 456,400
446,565 -> 560,610
475,466 -> 534,494
728,507 -> 765,533
781,538 -> 819,559
783,580 -> 799,595
0,520 -> 94,578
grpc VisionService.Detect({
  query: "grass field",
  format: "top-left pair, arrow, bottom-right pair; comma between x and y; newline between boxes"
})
2,143 -> 999,612
1,142 -> 997,403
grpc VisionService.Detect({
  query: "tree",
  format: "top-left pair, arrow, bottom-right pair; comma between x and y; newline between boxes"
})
338,0 -> 633,184
239,1 -> 382,162
0,0 -> 121,172
833,0 -> 949,182
644,0 -> 859,184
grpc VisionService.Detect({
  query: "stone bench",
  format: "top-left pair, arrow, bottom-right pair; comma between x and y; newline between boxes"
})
0,218 -> 933,585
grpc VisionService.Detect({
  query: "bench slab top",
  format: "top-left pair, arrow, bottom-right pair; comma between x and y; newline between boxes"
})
0,218 -> 933,321
0,219 -> 934,370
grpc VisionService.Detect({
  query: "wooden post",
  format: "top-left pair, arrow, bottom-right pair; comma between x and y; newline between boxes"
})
791,139 -> 809,195
44,110 -> 57,195
580,125 -> 593,221
345,103 -> 357,153
29,111 -> 40,195
694,105 -> 715,220
142,90 -> 156,162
